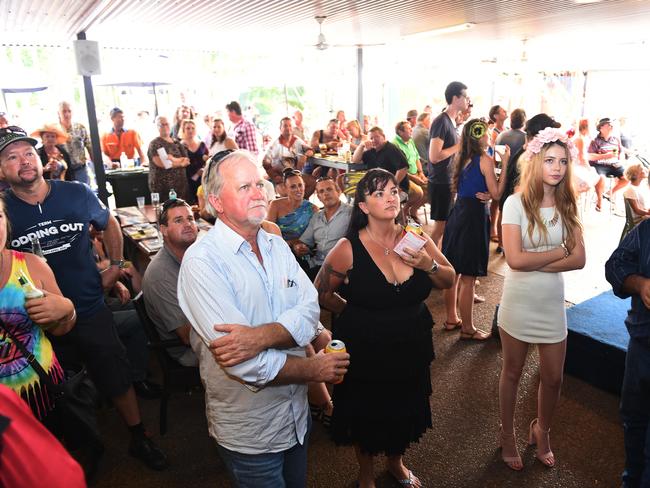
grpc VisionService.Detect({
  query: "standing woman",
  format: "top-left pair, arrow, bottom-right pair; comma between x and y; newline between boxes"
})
442,119 -> 510,340
170,104 -> 194,139
207,118 -> 237,156
32,124 -> 73,181
497,128 -> 585,470
316,169 -> 454,488
179,119 -> 209,204
147,116 -> 190,201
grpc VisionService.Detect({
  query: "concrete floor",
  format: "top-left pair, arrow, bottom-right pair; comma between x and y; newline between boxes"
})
93,204 -> 627,488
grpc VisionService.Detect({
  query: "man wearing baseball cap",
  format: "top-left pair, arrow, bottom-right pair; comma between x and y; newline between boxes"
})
588,117 -> 628,205
0,126 -> 168,471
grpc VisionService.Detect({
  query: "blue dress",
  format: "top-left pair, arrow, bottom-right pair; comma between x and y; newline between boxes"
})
442,154 -> 490,276
277,200 -> 314,241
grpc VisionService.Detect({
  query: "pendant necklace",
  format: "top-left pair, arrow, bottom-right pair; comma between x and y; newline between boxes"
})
366,226 -> 395,256
542,209 -> 559,228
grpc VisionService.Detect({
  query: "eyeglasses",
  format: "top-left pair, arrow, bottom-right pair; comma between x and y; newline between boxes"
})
282,168 -> 302,181
162,197 -> 187,210
159,198 -> 190,225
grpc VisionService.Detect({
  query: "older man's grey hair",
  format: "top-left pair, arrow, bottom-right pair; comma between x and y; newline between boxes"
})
154,115 -> 169,128
202,150 -> 259,217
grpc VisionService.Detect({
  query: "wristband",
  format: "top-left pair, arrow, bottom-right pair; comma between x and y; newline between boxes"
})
560,242 -> 569,259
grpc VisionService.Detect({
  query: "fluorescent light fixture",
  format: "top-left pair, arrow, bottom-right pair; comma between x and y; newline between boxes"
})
403,22 -> 476,40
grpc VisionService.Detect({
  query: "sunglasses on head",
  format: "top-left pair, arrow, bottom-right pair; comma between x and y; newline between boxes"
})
315,176 -> 334,183
204,149 -> 235,184
161,197 -> 187,210
282,168 -> 302,180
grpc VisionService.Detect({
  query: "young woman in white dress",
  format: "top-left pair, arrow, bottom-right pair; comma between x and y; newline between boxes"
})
497,128 -> 586,470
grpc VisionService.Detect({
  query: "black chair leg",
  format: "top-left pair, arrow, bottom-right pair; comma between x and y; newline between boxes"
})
160,392 -> 169,436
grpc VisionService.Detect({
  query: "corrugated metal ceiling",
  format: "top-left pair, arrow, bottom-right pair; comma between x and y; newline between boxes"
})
2,0 -> 650,48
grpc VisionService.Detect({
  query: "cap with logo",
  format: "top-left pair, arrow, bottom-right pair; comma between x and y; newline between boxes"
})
0,126 -> 38,155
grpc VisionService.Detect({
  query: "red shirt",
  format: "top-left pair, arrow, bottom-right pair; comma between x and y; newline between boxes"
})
0,386 -> 86,488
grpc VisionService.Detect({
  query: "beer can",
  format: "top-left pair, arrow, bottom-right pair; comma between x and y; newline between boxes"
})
325,340 -> 346,354
325,340 -> 346,384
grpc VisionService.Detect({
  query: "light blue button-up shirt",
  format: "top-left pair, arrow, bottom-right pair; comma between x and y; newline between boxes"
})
178,219 -> 319,453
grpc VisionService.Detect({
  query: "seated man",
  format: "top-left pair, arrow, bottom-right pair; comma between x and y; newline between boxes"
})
292,177 -> 352,280
142,199 -> 199,367
89,227 -> 159,399
589,117 -> 629,203
352,126 -> 410,209
392,120 -> 427,222
263,117 -> 315,197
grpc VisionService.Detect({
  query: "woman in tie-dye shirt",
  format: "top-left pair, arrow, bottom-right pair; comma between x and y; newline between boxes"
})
0,197 -> 76,421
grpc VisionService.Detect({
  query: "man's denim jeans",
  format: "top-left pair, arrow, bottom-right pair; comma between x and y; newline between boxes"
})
216,418 -> 311,488
621,336 -> 650,488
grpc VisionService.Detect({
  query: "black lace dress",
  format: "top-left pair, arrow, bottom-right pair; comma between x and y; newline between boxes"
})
329,233 -> 435,455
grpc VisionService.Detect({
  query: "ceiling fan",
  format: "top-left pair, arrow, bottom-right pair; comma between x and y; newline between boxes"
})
314,15 -> 329,50
311,15 -> 384,50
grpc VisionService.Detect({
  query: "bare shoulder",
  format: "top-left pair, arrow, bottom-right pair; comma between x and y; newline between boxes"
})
261,220 -> 282,236
326,238 -> 353,272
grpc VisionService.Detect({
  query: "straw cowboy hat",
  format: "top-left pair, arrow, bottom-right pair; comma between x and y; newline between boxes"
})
30,123 -> 68,144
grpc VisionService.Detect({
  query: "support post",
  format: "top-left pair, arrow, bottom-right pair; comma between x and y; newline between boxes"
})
77,31 -> 109,205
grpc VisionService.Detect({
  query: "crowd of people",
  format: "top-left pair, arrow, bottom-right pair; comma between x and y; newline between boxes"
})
0,78 -> 648,488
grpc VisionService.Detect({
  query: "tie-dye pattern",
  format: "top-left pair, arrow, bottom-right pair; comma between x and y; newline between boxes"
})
0,251 -> 64,419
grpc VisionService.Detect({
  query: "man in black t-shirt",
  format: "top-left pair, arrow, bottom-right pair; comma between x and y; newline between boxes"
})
352,126 -> 409,193
428,81 -> 469,247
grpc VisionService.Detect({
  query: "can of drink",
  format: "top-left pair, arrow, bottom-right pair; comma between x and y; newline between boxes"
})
325,340 -> 346,354
325,340 -> 346,384
405,220 -> 423,236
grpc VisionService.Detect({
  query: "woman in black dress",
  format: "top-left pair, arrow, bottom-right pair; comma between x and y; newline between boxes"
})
315,169 -> 455,488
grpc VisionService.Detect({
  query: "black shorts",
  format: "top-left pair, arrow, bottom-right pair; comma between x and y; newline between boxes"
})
49,305 -> 132,398
428,183 -> 453,221
591,163 -> 624,178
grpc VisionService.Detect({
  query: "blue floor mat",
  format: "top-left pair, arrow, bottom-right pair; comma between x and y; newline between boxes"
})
566,290 -> 630,351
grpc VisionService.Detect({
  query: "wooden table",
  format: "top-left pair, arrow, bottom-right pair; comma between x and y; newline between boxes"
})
308,155 -> 366,172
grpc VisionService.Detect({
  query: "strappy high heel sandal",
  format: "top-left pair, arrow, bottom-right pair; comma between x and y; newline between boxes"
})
498,426 -> 523,471
528,418 -> 555,467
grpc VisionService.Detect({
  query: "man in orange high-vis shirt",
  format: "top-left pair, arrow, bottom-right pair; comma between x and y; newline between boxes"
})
101,107 -> 147,166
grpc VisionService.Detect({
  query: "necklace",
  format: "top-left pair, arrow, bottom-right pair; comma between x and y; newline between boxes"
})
366,226 -> 397,256
542,209 -> 560,228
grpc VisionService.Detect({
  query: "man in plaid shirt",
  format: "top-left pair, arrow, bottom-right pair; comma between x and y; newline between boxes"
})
226,101 -> 259,155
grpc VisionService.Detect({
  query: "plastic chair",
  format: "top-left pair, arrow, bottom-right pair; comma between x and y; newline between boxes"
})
133,292 -> 200,435
337,170 -> 367,202
620,198 -> 637,243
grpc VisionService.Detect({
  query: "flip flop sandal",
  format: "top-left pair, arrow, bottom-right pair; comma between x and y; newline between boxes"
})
460,329 -> 491,341
443,320 -> 462,331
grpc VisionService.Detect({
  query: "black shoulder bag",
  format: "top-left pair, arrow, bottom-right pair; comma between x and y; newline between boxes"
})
0,320 -> 103,452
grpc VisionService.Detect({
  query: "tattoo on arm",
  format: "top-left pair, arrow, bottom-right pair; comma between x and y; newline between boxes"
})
316,263 -> 347,295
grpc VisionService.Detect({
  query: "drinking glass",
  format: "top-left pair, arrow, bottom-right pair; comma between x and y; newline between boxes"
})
151,192 -> 160,209
136,196 -> 145,208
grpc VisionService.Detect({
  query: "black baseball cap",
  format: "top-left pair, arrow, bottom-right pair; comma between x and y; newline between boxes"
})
0,126 -> 38,156
525,113 -> 561,137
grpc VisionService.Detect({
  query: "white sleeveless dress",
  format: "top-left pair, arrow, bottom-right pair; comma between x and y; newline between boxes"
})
497,193 -> 567,343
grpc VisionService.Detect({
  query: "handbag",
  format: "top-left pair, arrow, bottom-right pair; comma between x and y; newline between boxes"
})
0,320 -> 103,452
